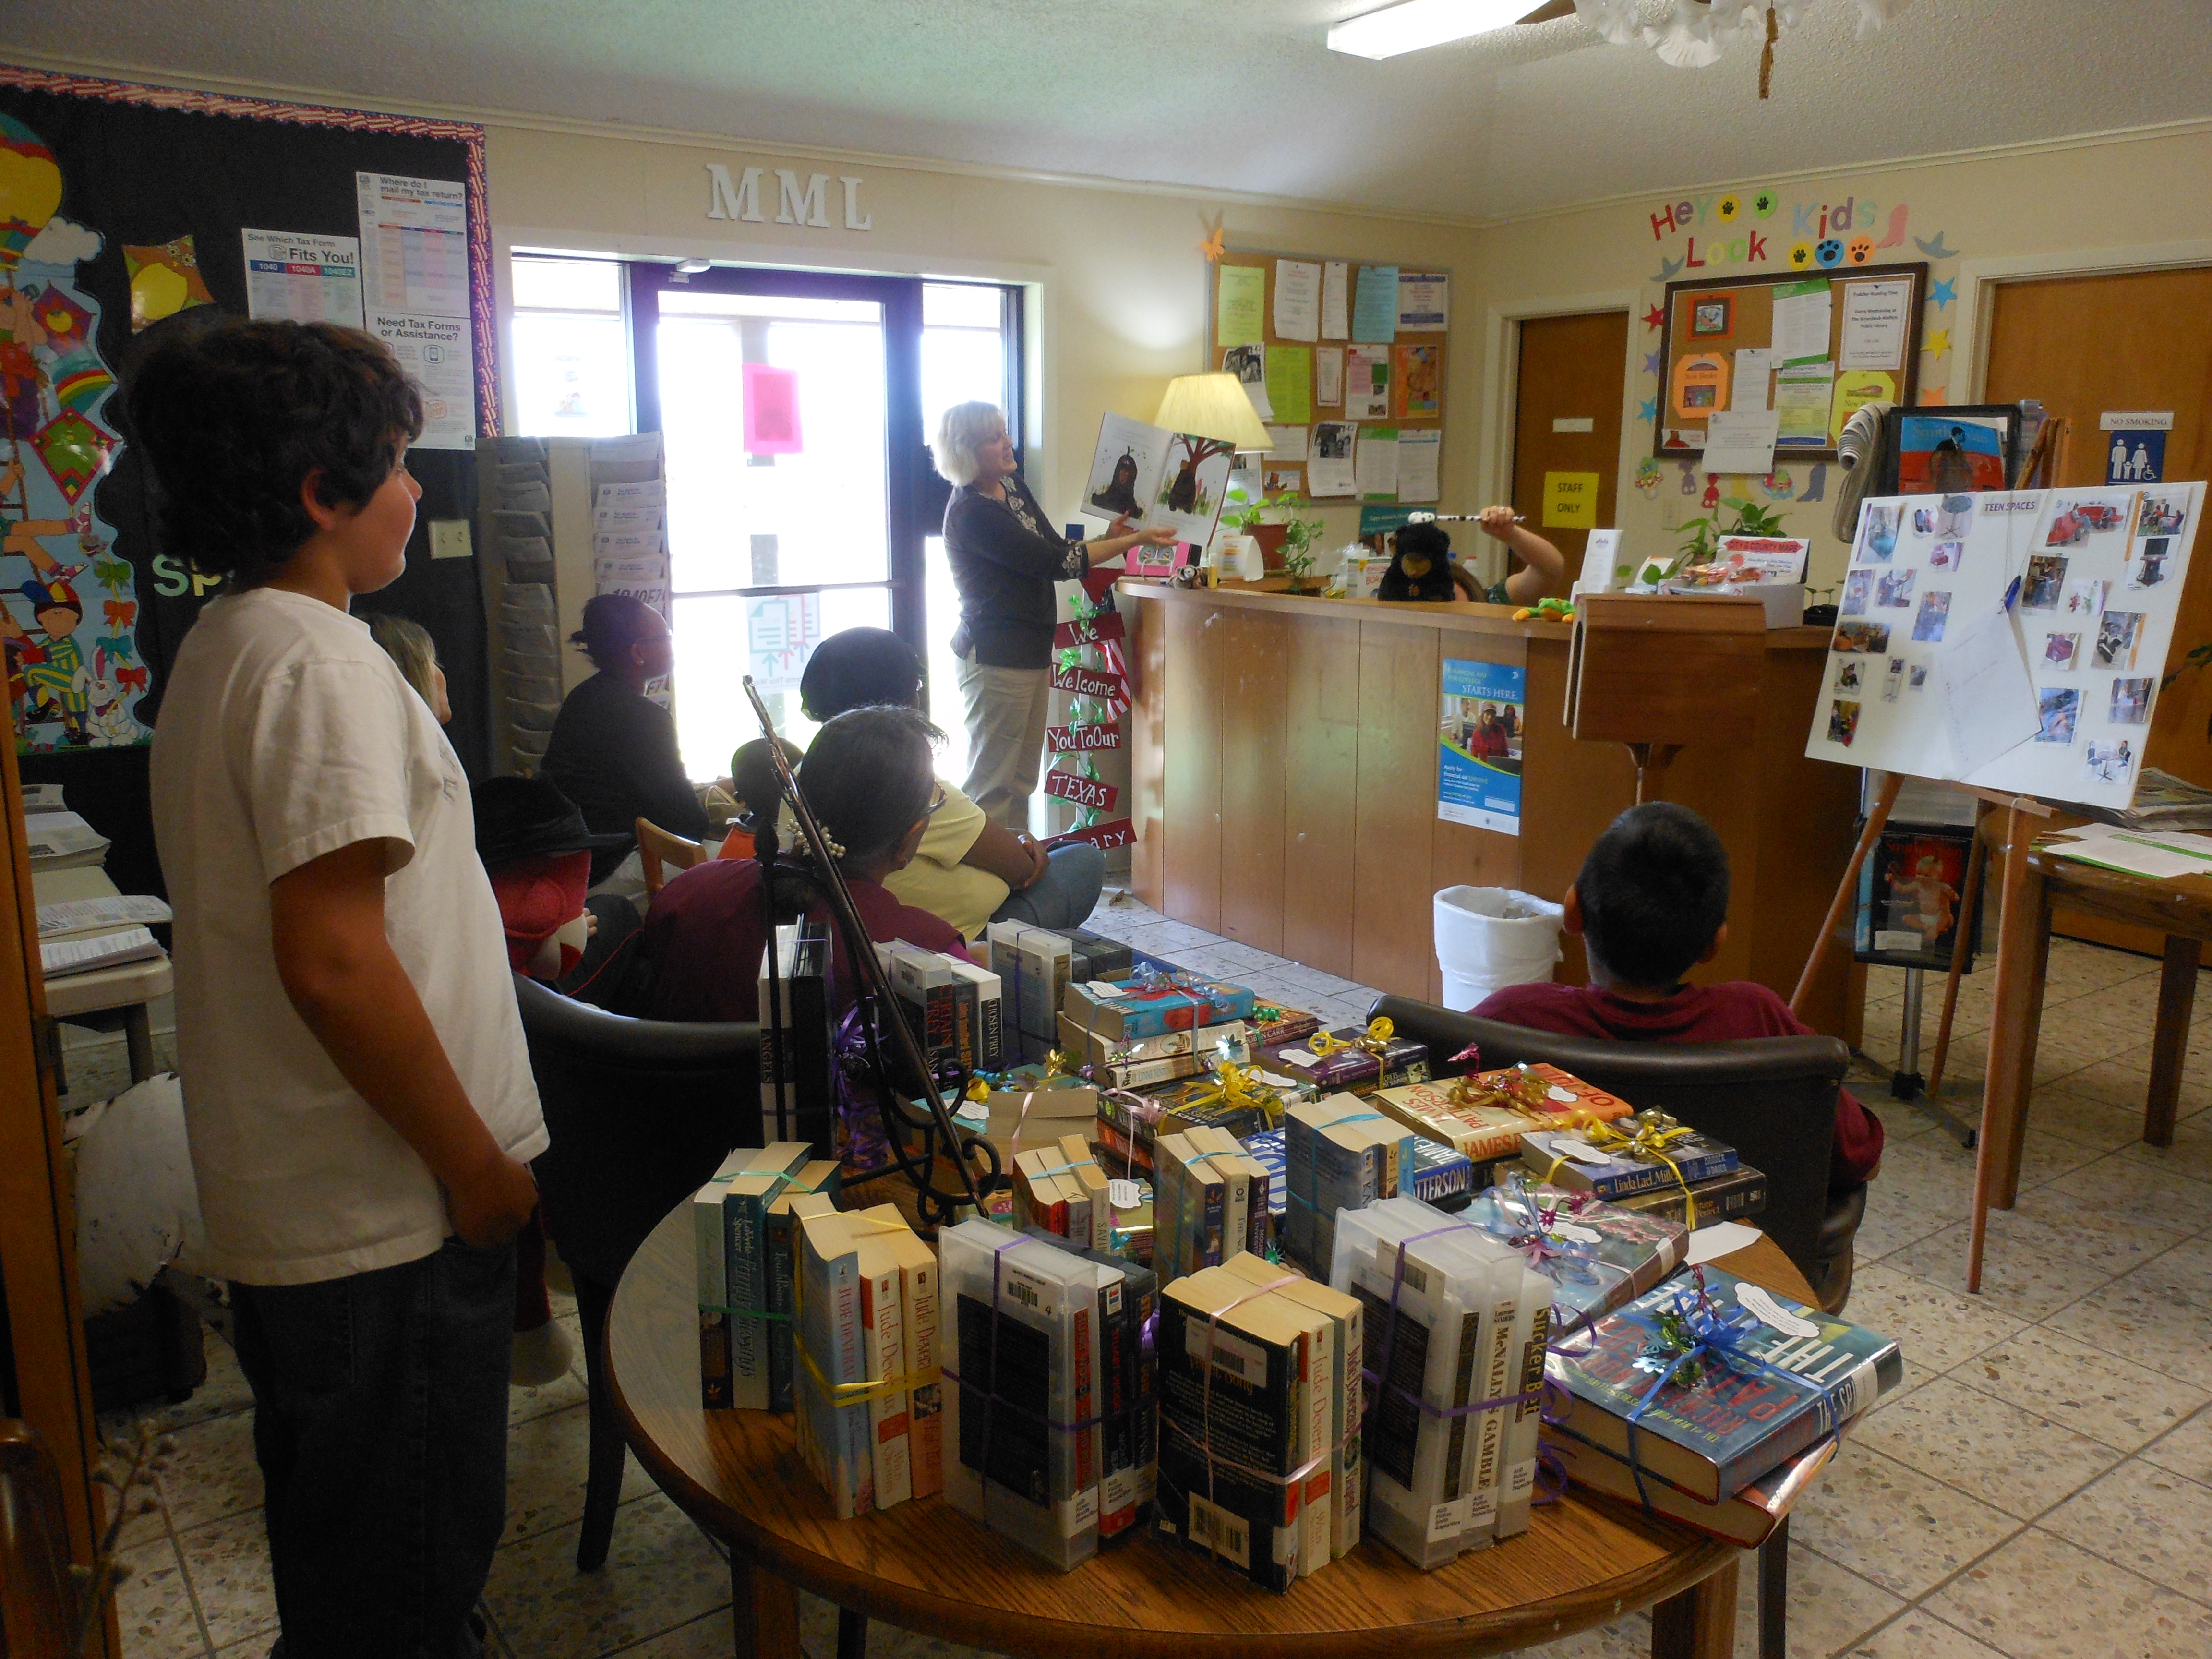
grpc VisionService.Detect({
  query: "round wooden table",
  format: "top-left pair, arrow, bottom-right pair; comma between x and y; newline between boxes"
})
608,1207 -> 1807,1659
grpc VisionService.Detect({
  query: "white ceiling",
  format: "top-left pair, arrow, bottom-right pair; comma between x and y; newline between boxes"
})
10,0 -> 2212,222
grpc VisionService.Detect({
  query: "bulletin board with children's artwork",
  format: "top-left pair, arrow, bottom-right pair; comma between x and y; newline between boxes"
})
0,67 -> 498,774
1206,249 -> 1449,508
1803,483 -> 2203,811
1652,262 -> 1927,462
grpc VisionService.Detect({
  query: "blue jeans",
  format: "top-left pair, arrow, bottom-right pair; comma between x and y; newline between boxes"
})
231,1237 -> 514,1659
988,842 -> 1106,931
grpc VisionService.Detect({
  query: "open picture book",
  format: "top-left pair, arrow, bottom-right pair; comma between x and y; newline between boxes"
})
1079,412 -> 1240,549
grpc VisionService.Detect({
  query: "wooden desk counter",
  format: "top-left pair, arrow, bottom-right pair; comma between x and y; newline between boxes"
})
1119,581 -> 1861,1037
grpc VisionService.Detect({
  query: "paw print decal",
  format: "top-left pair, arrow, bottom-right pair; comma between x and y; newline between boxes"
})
1815,237 -> 1844,267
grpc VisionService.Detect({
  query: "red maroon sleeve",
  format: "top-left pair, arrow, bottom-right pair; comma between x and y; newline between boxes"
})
1745,985 -> 1885,1188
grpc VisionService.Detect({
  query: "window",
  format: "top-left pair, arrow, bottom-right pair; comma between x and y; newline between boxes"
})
505,256 -> 1022,781
509,256 -> 631,437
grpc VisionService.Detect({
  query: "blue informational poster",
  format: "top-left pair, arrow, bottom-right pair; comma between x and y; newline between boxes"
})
1438,657 -> 1526,835
2105,427 -> 2166,484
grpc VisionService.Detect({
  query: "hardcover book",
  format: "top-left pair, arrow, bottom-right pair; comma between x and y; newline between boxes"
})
1545,1419 -> 1842,1547
1545,1267 -> 1902,1501
1519,1118 -> 1740,1201
1264,1026 -> 1430,1095
1372,1064 -> 1635,1161
1063,975 -> 1258,1041
1609,1164 -> 1769,1227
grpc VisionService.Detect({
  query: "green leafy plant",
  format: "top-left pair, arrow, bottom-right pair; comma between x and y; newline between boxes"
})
1636,494 -> 1792,585
1279,509 -> 1325,583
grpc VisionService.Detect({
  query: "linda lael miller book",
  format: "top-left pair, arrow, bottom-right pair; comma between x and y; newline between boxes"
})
1545,1266 -> 1903,1503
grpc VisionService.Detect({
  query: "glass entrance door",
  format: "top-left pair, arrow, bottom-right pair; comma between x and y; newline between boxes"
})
632,265 -> 923,778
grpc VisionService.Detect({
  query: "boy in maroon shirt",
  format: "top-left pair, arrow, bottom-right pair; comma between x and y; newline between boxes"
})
1474,802 -> 1883,1191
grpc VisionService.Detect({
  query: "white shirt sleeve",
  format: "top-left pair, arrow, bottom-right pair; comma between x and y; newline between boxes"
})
246,658 -> 420,883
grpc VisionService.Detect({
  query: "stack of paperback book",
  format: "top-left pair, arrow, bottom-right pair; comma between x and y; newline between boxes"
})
1154,1128 -> 1272,1278
759,925 -> 832,1147
694,1142 -> 837,1410
1062,974 -> 1258,1049
1280,1094 -> 1419,1276
882,940 -> 1005,1075
794,1203 -> 944,1519
1543,1266 -> 1901,1545
1019,1226 -> 1159,1547
981,923 -> 1074,1063
1013,1135 -> 1113,1252
1518,1111 -> 1761,1227
1328,1197 -> 1552,1567
941,1218 -> 1155,1569
1154,1257 -> 1363,1590
1094,1066 -> 1282,1174
1458,1181 -> 1688,1333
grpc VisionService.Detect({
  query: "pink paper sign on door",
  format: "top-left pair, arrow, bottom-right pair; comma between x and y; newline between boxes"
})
743,363 -> 803,454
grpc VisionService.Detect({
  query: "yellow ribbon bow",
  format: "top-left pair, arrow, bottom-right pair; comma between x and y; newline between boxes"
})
1044,1048 -> 1079,1079
964,1078 -> 993,1106
1309,1016 -> 1395,1060
1535,1109 -> 1703,1226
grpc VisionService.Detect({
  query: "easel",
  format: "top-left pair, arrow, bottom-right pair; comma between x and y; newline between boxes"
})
1791,779 -> 2055,1294
1564,593 -> 1767,802
2010,414 -> 2072,490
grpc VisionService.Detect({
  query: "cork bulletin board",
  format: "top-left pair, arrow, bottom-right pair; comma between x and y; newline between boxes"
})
1205,249 -> 1450,504
1652,260 -> 1928,462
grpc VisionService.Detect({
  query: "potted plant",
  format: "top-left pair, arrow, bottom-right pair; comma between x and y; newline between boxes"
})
1223,488 -> 1287,569
1277,504 -> 1327,592
1635,493 -> 1791,587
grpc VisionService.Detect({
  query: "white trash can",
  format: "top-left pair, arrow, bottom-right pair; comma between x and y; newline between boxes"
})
1433,886 -> 1565,1012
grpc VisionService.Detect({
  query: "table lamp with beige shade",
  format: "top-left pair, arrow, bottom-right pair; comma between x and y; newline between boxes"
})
1153,372 -> 1274,578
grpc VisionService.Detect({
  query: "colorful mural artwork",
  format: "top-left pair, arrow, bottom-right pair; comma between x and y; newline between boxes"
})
0,109 -> 147,750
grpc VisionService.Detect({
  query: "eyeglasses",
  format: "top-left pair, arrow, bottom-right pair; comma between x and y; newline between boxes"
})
927,784 -> 947,814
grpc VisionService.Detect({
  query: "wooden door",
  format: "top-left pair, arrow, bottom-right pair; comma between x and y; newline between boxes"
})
1986,267 -> 2212,954
1511,312 -> 1631,582
0,735 -> 116,1655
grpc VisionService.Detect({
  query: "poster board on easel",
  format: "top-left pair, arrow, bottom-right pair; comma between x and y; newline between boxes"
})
1803,482 -> 2204,809
1202,249 -> 1449,508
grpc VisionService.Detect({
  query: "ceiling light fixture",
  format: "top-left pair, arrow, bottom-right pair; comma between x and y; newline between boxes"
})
1327,0 -> 1565,59
673,257 -> 713,274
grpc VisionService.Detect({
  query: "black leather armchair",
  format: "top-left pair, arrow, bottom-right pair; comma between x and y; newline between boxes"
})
1367,995 -> 1861,1308
514,974 -> 762,1571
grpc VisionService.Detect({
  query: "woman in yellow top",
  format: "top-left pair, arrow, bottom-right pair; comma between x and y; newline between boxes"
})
793,628 -> 1104,939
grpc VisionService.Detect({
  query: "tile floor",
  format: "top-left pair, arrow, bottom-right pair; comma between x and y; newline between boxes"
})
91,895 -> 2212,1659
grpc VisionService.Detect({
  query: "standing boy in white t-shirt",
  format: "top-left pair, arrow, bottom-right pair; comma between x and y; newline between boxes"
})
137,321 -> 543,1659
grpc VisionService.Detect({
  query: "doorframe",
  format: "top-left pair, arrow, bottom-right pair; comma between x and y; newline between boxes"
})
1476,291 -> 1639,573
1953,237 -> 2212,402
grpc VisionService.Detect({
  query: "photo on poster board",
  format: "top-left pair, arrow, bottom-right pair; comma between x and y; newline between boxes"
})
1438,657 -> 1525,836
1803,483 -> 2204,810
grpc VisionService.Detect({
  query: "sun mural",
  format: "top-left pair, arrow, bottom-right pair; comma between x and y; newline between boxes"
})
1,108 -> 148,751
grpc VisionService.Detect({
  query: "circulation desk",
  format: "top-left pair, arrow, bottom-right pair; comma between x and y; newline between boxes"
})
1119,581 -> 1863,1040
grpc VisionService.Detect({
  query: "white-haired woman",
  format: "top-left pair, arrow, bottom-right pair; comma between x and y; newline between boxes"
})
934,401 -> 1173,827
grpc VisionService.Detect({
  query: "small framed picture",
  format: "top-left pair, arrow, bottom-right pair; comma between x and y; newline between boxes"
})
1690,296 -> 1733,338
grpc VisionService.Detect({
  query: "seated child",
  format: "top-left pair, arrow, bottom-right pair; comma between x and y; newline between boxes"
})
785,626 -> 1103,938
715,734 -> 805,864
1473,802 -> 1883,1191
473,774 -> 635,1383
632,705 -> 974,1024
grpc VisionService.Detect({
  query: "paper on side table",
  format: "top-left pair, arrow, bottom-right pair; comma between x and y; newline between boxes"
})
1685,1220 -> 1763,1265
2044,826 -> 2212,881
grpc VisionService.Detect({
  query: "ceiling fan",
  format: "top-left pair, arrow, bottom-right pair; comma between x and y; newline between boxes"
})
1327,0 -> 1914,99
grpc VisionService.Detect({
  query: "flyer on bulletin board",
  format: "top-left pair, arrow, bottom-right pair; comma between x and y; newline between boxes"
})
1439,658 -> 1526,835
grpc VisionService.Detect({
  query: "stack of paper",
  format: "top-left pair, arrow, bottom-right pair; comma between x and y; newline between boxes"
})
2043,826 -> 2212,881
24,811 -> 109,871
37,895 -> 171,937
41,926 -> 163,980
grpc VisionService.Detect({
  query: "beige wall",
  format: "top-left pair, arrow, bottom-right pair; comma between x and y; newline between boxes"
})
1456,126 -> 2212,594
485,123 -> 1483,553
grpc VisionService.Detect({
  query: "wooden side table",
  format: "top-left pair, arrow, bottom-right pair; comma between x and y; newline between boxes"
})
609,1209 -> 1824,1659
1971,814 -> 2209,1289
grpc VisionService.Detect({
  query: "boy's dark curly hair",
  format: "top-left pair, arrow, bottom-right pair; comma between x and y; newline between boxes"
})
125,319 -> 424,585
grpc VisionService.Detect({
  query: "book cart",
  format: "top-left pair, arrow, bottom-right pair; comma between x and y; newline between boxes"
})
607,1202 -> 1824,1659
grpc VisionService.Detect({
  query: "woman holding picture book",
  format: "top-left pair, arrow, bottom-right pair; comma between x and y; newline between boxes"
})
933,401 -> 1175,829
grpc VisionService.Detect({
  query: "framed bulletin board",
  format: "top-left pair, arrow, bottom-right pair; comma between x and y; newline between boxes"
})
1651,261 -> 1927,463
1204,249 -> 1449,505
